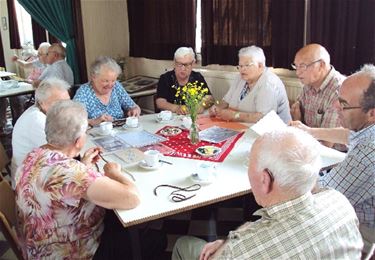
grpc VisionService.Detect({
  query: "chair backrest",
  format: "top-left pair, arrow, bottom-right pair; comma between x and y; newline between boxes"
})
0,142 -> 9,172
0,175 -> 24,260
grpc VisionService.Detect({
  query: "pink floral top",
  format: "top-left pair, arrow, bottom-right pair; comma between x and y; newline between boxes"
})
15,148 -> 106,259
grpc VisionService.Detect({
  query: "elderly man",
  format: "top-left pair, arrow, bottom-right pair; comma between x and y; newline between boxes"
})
291,44 -> 345,148
156,47 -> 213,114
11,78 -> 71,186
33,43 -> 74,87
172,128 -> 363,259
290,64 -> 375,255
209,45 -> 291,123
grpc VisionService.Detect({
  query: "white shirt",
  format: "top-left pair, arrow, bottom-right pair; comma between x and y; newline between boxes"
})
39,59 -> 74,85
223,68 -> 291,123
11,105 -> 47,187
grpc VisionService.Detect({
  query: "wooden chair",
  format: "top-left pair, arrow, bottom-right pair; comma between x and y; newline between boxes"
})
0,175 -> 24,260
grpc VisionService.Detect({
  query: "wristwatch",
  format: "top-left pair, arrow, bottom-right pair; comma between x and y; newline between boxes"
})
234,112 -> 241,120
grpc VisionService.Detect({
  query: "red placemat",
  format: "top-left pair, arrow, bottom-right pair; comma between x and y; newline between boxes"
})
156,126 -> 244,162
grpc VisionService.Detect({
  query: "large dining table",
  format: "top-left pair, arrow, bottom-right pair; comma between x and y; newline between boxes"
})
87,114 -> 346,228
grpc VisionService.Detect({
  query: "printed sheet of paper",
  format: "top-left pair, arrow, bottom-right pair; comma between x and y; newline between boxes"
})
93,136 -> 129,153
250,110 -> 287,136
199,126 -> 241,143
116,130 -> 167,148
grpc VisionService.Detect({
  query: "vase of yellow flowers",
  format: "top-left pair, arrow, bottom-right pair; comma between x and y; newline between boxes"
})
175,81 -> 209,144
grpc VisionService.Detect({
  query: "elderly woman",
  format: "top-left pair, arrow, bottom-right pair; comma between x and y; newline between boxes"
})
209,45 -> 291,123
15,100 -> 165,259
156,47 -> 213,114
74,56 -> 141,126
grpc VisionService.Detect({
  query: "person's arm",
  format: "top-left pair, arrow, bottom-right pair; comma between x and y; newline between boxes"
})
289,120 -> 350,145
199,239 -> 225,260
216,109 -> 263,123
155,97 -> 182,113
85,162 -> 140,210
88,114 -> 113,126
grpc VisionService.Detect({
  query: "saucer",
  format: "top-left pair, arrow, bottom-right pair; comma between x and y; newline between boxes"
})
96,129 -> 114,136
156,116 -> 174,123
190,173 -> 216,185
122,123 -> 140,130
138,160 -> 162,170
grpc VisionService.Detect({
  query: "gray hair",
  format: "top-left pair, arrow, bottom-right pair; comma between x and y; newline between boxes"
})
358,64 -> 375,112
45,100 -> 88,147
89,56 -> 122,77
238,45 -> 266,66
38,42 -> 51,53
35,78 -> 71,103
255,128 -> 321,196
174,47 -> 196,62
49,43 -> 66,58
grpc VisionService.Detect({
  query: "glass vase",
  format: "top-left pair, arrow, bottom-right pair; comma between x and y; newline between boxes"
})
189,121 -> 200,145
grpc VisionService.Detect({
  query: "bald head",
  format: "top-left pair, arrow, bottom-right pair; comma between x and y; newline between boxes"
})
296,44 -> 330,65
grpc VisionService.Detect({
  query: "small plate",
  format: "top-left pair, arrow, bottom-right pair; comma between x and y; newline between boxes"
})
190,173 -> 216,185
138,160 -> 162,170
195,146 -> 222,157
159,127 -> 182,136
156,116 -> 174,123
122,123 -> 140,130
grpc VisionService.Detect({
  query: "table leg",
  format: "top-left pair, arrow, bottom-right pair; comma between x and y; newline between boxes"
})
129,226 -> 142,260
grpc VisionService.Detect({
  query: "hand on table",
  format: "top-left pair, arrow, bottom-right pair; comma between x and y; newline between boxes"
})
199,239 -> 225,260
216,109 -> 235,121
127,105 -> 141,117
90,114 -> 113,126
288,120 -> 311,133
175,105 -> 188,115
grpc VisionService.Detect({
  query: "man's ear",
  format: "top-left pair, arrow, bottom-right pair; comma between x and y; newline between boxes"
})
260,170 -> 273,194
367,108 -> 375,123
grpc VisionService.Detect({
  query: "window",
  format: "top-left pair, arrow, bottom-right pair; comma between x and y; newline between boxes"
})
14,1 -> 33,46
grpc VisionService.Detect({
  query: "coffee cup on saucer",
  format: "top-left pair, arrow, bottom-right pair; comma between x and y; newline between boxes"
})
182,116 -> 192,129
126,116 -> 139,128
144,150 -> 161,167
158,110 -> 172,121
99,121 -> 113,135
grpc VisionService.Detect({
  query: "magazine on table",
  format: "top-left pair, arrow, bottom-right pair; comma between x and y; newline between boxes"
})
199,126 -> 241,143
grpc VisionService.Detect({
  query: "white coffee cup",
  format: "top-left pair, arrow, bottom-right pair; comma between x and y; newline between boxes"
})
195,162 -> 216,181
182,116 -> 192,129
144,150 -> 161,167
99,121 -> 113,135
126,116 -> 138,128
158,110 -> 172,121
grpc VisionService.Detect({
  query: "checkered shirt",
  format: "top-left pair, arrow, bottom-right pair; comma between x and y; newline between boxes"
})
215,189 -> 363,259
320,124 -> 375,229
298,67 -> 345,128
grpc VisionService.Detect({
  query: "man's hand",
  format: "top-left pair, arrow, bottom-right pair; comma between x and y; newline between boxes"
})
216,109 -> 235,121
199,240 -> 225,260
127,105 -> 141,117
289,120 -> 311,134
290,101 -> 302,121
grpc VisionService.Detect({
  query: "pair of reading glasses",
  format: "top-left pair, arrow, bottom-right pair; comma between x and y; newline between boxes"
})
154,184 -> 201,202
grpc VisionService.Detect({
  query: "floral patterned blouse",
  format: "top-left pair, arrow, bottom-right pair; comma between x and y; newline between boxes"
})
15,147 -> 106,259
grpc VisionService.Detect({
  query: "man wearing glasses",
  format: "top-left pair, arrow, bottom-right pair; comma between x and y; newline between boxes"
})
156,47 -> 212,114
290,64 -> 375,256
209,45 -> 291,123
33,43 -> 74,87
291,44 -> 345,148
172,128 -> 362,259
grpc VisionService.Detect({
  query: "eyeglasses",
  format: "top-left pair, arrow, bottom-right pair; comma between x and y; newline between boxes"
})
338,97 -> 362,110
47,51 -> 58,56
175,62 -> 193,69
291,59 -> 321,71
237,63 -> 255,70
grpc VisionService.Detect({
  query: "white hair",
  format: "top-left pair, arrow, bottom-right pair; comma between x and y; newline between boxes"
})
316,45 -> 330,65
238,45 -> 266,66
45,100 -> 88,147
38,42 -> 51,53
35,78 -> 71,103
255,128 -> 321,196
174,47 -> 195,62
90,56 -> 122,77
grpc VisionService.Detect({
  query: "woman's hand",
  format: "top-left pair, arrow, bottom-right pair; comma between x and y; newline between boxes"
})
127,105 -> 141,117
216,109 -> 235,121
89,114 -> 113,126
208,105 -> 219,117
199,240 -> 225,260
81,147 -> 102,167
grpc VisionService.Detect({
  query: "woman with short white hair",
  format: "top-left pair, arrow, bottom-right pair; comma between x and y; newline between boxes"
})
156,47 -> 213,114
209,45 -> 291,123
74,56 -> 141,126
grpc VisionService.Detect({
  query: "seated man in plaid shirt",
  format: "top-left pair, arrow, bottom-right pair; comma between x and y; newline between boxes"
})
291,44 -> 345,149
172,128 -> 363,259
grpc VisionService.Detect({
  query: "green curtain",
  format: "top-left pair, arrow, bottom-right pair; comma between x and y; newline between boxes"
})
17,0 -> 80,83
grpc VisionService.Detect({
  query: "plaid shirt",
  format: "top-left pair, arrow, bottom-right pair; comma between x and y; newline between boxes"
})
320,124 -> 375,229
215,189 -> 362,259
298,67 -> 345,128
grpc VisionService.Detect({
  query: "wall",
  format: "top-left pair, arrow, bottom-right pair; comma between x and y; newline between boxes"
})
0,0 -> 16,72
81,0 -> 129,75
